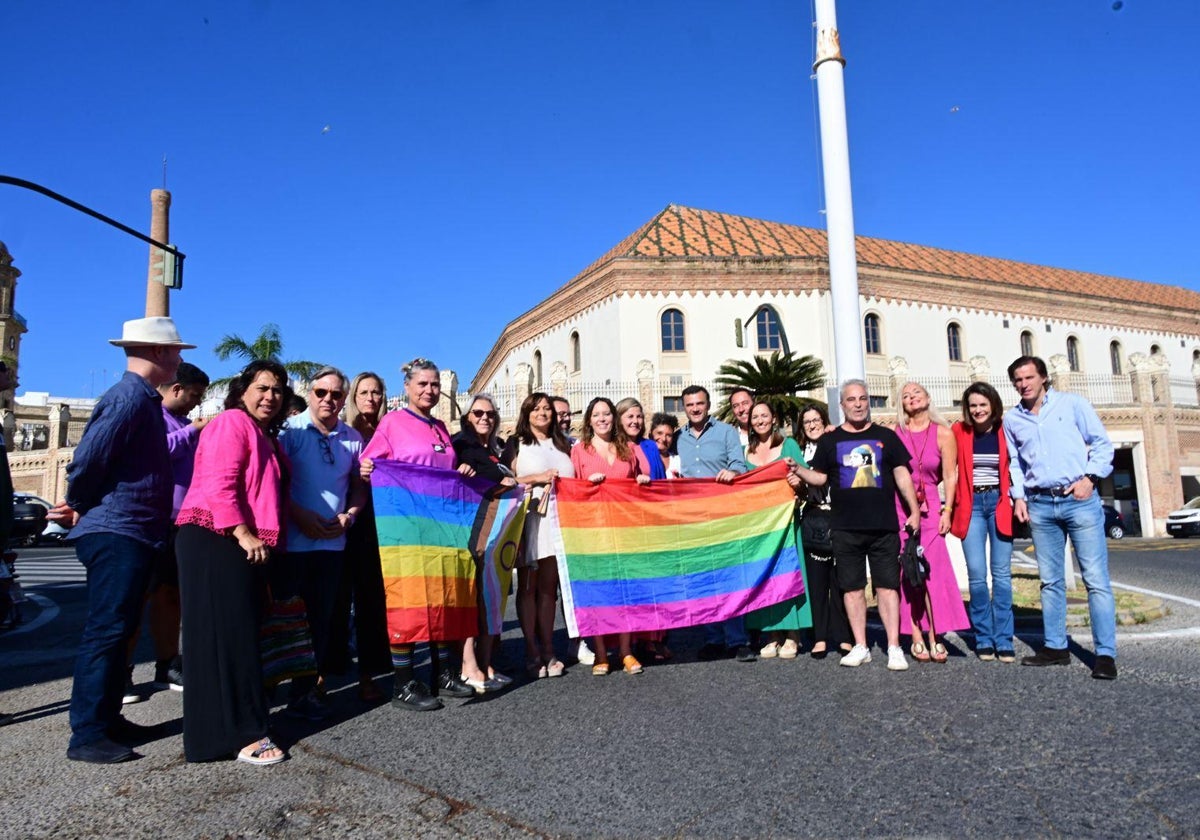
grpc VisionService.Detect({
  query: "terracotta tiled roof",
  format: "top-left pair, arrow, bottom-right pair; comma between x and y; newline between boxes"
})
607,204 -> 1200,311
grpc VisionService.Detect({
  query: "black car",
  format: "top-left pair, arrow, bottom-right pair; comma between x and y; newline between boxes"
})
1102,504 -> 1126,540
10,495 -> 48,546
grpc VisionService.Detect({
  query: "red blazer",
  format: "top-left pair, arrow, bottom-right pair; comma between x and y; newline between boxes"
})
950,420 -> 1013,540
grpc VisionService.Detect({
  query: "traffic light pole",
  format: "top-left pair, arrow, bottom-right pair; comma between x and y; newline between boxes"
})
0,175 -> 185,295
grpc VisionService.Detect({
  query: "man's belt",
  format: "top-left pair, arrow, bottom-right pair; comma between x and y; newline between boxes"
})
1026,484 -> 1076,498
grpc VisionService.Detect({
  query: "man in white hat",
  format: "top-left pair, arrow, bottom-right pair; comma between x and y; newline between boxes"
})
50,317 -> 194,764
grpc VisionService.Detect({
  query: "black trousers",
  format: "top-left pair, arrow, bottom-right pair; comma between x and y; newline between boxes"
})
805,549 -> 851,647
327,507 -> 392,679
177,525 -> 268,762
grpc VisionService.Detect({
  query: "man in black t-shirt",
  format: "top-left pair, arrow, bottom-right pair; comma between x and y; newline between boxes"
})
793,380 -> 920,671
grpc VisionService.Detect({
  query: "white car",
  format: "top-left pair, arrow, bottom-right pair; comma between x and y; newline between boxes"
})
1166,497 -> 1200,538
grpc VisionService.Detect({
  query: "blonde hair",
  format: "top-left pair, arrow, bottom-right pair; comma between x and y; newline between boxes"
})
898,381 -> 950,429
346,371 -> 388,439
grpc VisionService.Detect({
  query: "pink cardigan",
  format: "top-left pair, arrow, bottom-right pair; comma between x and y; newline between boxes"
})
176,409 -> 287,547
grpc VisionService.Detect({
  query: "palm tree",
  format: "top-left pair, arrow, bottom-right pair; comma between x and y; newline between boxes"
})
714,350 -> 826,435
211,323 -> 322,389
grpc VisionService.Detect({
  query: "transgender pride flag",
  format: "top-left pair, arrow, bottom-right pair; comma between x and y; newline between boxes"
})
551,460 -> 803,637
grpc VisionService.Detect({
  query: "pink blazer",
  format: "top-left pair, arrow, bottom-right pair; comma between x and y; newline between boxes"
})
176,409 -> 287,547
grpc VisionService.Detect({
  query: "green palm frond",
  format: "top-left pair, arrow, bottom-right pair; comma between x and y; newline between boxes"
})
210,323 -> 321,394
713,351 -> 827,434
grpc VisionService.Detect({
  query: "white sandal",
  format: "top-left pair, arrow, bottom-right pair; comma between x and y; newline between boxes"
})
237,738 -> 286,766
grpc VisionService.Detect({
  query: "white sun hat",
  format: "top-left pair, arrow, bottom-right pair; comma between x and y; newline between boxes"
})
108,317 -> 196,349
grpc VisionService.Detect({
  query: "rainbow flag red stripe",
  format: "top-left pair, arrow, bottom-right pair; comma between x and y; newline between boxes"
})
552,460 -> 803,637
372,460 -> 525,644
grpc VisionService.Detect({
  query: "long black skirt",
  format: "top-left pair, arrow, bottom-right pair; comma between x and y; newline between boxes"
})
178,524 -> 269,762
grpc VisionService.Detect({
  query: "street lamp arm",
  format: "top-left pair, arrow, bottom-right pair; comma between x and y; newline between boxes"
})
0,174 -> 185,262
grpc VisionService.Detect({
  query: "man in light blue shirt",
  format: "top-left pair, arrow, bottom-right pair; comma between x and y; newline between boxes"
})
278,366 -> 369,716
1004,355 -> 1117,679
676,385 -> 754,662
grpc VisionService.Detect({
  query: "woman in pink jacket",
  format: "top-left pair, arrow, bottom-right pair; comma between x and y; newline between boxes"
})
176,360 -> 291,765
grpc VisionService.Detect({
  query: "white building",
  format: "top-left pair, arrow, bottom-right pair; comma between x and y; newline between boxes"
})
471,204 -> 1200,536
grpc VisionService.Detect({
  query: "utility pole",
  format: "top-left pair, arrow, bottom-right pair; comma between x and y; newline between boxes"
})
145,189 -> 171,317
813,0 -> 863,388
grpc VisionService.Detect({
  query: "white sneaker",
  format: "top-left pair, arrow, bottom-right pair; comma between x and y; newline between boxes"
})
839,644 -> 871,667
759,641 -> 779,659
575,639 -> 595,666
887,645 -> 909,671
779,639 -> 799,659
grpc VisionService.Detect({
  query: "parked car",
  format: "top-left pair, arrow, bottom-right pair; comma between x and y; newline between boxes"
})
1166,497 -> 1200,538
11,494 -> 66,546
1101,504 -> 1126,540
10,494 -> 48,547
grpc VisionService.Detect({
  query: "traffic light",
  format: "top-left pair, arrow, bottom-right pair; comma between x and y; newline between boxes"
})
154,244 -> 183,289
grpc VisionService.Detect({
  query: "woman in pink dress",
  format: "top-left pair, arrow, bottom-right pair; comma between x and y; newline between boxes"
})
895,382 -> 970,662
570,397 -> 650,676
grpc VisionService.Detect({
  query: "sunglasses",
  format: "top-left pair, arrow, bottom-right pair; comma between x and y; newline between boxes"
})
318,435 -> 335,464
470,409 -> 498,420
313,388 -> 345,401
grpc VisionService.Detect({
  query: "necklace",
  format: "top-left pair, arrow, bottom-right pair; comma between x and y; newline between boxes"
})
404,408 -> 449,453
902,422 -> 932,510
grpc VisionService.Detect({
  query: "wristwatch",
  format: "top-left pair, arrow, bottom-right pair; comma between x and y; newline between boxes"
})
1085,474 -> 1102,488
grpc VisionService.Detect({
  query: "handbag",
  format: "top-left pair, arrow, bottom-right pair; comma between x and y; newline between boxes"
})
260,595 -> 318,688
799,505 -> 833,555
899,529 -> 929,589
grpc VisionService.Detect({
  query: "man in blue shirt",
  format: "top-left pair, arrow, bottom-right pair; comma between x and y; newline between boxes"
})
50,317 -> 193,763
676,385 -> 754,662
1004,355 -> 1117,680
277,366 -> 375,717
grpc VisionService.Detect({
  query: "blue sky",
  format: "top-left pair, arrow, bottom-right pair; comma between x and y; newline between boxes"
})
3,1 -> 1196,397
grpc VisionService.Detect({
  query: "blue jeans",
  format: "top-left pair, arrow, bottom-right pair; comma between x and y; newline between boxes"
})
1027,493 -> 1117,658
69,532 -> 156,748
962,489 -> 1014,651
703,615 -> 749,649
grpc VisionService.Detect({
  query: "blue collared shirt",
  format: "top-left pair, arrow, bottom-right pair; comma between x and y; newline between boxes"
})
1003,389 -> 1114,500
278,412 -> 364,551
67,371 -> 173,549
677,416 -> 747,479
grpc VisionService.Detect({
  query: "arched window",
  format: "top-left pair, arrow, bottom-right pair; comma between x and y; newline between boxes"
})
864,314 -> 882,355
755,307 -> 783,352
1193,349 -> 1200,364
533,350 -> 543,388
570,332 -> 581,372
946,322 -> 963,362
1151,343 -> 1162,356
1020,330 -> 1034,357
660,309 -> 685,352
1110,341 -> 1123,375
1067,336 -> 1081,372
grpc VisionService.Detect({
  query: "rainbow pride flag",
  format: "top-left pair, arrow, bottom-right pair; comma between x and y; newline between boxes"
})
552,460 -> 803,637
371,460 -> 526,644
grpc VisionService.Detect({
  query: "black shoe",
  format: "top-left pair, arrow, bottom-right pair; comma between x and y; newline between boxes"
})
976,646 -> 996,661
285,691 -> 333,721
1092,655 -> 1118,680
435,671 -> 475,698
106,716 -> 164,745
67,736 -> 137,764
697,643 -> 726,662
121,668 -> 143,705
1021,647 -> 1071,667
810,649 -> 829,660
392,679 -> 442,712
733,645 -> 757,663
153,657 -> 184,692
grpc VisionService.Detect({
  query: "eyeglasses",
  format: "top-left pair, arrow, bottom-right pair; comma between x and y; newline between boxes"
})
313,388 -> 345,401
803,418 -> 824,427
318,435 -> 335,464
470,409 -> 498,420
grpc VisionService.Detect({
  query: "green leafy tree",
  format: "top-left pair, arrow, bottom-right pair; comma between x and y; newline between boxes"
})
211,323 -> 322,389
714,350 -> 826,435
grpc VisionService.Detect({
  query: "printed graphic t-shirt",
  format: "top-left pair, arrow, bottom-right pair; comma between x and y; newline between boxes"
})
809,424 -> 911,532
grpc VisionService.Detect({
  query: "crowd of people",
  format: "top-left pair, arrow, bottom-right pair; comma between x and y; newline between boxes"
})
49,316 -> 1121,767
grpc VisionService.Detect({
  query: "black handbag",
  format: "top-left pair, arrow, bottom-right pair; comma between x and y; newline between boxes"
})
799,505 -> 833,555
899,529 -> 929,589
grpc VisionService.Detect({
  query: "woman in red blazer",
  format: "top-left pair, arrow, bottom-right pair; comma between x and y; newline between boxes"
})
950,382 -> 1015,663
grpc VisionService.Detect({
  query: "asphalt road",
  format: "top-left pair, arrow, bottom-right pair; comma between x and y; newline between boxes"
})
2,541 -> 1200,838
